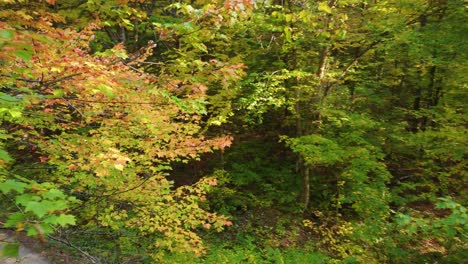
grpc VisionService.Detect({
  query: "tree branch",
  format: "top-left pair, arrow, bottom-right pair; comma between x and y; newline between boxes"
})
47,234 -> 101,264
65,98 -> 166,106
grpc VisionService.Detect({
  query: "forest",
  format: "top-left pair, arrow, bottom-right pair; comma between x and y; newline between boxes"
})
0,0 -> 466,263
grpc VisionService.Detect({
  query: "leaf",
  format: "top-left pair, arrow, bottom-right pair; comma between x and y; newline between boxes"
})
0,29 -> 14,39
114,49 -> 128,59
284,27 -> 292,42
13,50 -> 33,61
318,2 -> 332,14
320,31 -> 331,39
26,226 -> 38,237
0,149 -> 13,163
42,188 -> 66,200
396,213 -> 412,226
43,214 -> 76,227
15,193 -> 40,206
1,243 -> 20,257
43,215 -> 57,224
41,199 -> 68,211
55,214 -> 76,227
8,109 -> 22,118
0,180 -> 28,194
192,43 -> 208,53
24,201 -> 49,218
114,164 -> 124,171
0,92 -> 20,102
96,84 -> 116,98
4,212 -> 25,228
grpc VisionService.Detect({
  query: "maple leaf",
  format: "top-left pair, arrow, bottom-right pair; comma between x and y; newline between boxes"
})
114,164 -> 124,171
208,178 -> 217,186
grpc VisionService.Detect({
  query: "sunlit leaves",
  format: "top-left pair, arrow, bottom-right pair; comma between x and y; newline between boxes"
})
288,134 -> 345,166
0,2 -> 235,260
318,2 -> 332,14
0,179 -> 27,193
1,179 -> 78,241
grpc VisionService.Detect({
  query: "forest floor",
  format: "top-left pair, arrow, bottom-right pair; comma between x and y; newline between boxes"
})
0,230 -> 80,264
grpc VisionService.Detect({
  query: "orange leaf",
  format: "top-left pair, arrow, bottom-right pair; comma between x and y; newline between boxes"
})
208,178 -> 217,186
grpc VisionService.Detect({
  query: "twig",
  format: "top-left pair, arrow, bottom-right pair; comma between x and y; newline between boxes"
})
137,61 -> 165,65
0,74 -> 42,84
125,64 -> 144,73
47,234 -> 101,264
42,73 -> 82,87
101,176 -> 153,198
65,98 -> 166,106
62,97 -> 85,120
0,73 -> 82,87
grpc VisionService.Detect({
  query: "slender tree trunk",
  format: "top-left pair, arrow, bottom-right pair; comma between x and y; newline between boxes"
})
303,165 -> 310,209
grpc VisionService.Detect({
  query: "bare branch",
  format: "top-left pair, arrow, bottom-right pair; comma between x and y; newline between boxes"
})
47,234 -> 101,264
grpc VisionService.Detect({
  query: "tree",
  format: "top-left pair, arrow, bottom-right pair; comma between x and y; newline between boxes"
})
0,1 -> 235,261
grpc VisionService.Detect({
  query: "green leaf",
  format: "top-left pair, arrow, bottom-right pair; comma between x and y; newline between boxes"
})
15,193 -> 40,206
42,188 -> 66,200
24,201 -> 49,218
41,223 -> 54,235
4,212 -> 25,227
1,243 -> 20,257
114,49 -> 128,59
43,215 -> 58,225
0,149 -> 13,163
13,50 -> 33,61
436,197 -> 459,209
28,223 -> 53,236
318,2 -> 332,14
0,92 -> 20,102
41,199 -> 68,211
395,213 -> 412,225
95,84 -> 116,98
55,214 -> 76,227
52,89 -> 65,97
8,109 -> 22,118
192,43 -> 208,53
26,226 -> 38,237
319,31 -> 331,39
284,27 -> 292,42
0,180 -> 28,194
0,29 -> 14,39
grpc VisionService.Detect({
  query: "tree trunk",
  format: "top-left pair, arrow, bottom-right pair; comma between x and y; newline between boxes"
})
303,165 -> 310,209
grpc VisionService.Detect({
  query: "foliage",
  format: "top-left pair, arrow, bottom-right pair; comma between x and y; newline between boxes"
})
0,0 -> 466,262
0,1 -> 235,261
1,179 -> 78,238
286,112 -> 391,221
158,243 -> 329,264
391,197 -> 467,263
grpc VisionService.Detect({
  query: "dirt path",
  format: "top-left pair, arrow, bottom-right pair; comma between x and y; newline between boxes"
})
0,231 -> 51,264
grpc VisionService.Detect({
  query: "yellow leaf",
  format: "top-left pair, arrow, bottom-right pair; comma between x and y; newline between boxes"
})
318,2 -> 332,14
114,164 -> 124,171
95,167 -> 109,177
